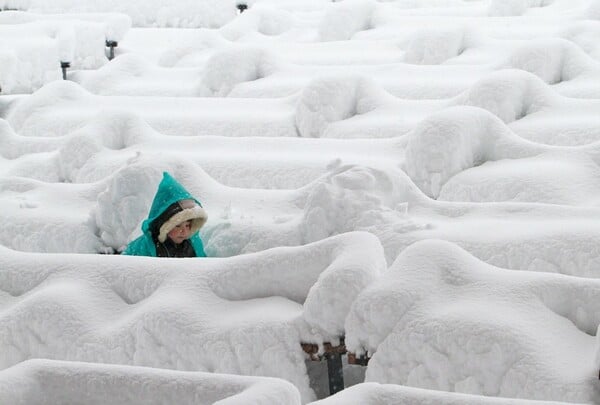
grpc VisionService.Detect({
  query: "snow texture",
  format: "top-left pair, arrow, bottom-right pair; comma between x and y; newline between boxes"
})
1,0 -> 600,403
3,0 -> 237,28
0,359 -> 301,405
345,239 -> 600,403
0,231 -> 384,403
313,382 -> 574,405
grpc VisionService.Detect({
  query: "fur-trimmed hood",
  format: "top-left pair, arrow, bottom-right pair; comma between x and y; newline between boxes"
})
153,199 -> 207,243
141,172 -> 208,241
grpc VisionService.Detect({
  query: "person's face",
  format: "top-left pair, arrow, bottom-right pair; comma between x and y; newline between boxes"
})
167,220 -> 192,244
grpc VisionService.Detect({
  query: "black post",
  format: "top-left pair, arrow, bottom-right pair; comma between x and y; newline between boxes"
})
60,61 -> 70,80
325,351 -> 344,395
236,3 -> 248,13
105,40 -> 118,60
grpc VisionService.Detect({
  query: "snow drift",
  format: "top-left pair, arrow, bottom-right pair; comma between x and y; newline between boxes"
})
345,239 -> 600,403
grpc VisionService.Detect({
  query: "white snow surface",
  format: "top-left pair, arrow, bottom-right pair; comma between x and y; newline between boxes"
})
0,232 -> 384,403
2,0 -> 237,28
0,359 -> 301,405
1,0 -> 600,404
312,382 -> 576,405
345,239 -> 600,403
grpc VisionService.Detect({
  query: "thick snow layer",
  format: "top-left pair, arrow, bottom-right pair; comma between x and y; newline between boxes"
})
0,25 -> 61,94
4,81 -> 299,138
88,29 -> 600,99
317,0 -> 376,42
345,239 -> 600,403
91,158 -> 420,257
6,0 -> 237,28
439,152 -> 600,206
0,111 -> 404,188
313,382 -> 574,405
2,0 -> 600,403
0,231 -> 384,402
7,69 -> 599,143
3,150 -> 600,283
0,10 -> 131,42
0,11 -> 132,90
0,359 -> 301,405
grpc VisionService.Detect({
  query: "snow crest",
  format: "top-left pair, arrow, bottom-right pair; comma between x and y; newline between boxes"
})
403,106 -> 543,198
318,0 -> 376,42
0,359 -> 302,405
0,231 -> 385,402
505,39 -> 593,85
295,76 -> 385,138
455,69 -> 558,124
404,26 -> 473,65
345,239 -> 600,403
199,47 -> 279,97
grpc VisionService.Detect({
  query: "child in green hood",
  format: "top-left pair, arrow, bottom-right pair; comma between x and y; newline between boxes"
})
122,172 -> 207,257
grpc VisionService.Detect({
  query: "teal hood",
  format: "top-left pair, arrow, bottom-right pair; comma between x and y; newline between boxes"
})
142,172 -> 205,234
122,172 -> 207,257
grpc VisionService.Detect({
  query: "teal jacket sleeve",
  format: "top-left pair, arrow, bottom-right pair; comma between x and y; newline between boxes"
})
121,234 -> 157,256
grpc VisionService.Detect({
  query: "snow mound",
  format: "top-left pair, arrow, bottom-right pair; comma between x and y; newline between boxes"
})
561,21 -> 600,61
295,76 -> 386,138
6,80 -> 299,138
313,382 -> 571,405
20,0 -> 237,28
0,10 -> 131,43
439,153 -> 600,206
0,231 -> 385,402
596,324 -> 600,372
6,80 -> 91,135
56,133 -> 104,182
403,106 -> 543,198
345,239 -> 600,403
0,119 -> 60,158
300,165 -> 427,243
44,20 -> 107,69
318,0 -> 376,42
0,50 -> 18,94
0,11 -> 132,68
505,38 -> 592,84
586,0 -> 600,20
0,33 -> 61,94
220,4 -> 295,40
404,26 -> 473,65
0,111 -> 149,181
455,69 -> 558,124
0,359 -> 301,405
75,53 -> 151,94
54,109 -> 152,182
70,110 -> 151,150
488,0 -> 551,16
92,162 -> 183,251
0,177 -> 105,253
199,47 -> 279,96
156,29 -> 229,68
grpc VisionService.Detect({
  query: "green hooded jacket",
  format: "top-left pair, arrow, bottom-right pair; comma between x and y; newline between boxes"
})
122,172 -> 207,257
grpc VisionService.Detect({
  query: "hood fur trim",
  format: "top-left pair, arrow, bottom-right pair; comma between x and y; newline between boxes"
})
158,205 -> 207,243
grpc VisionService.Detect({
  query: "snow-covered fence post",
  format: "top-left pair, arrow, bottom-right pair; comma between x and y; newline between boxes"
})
301,339 -> 346,396
346,352 -> 369,366
325,350 -> 344,395
105,40 -> 118,60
